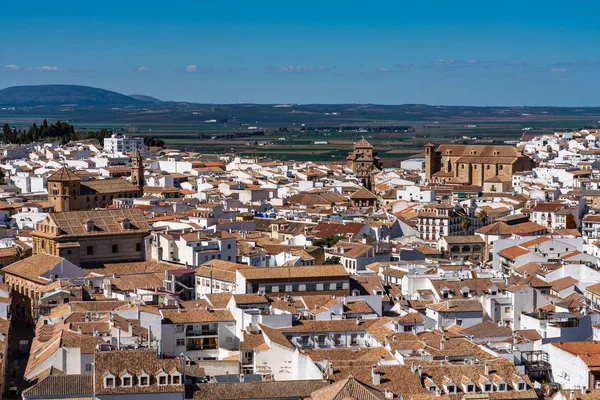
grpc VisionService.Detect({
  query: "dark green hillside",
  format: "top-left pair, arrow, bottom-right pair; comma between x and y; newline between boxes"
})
0,84 -> 149,106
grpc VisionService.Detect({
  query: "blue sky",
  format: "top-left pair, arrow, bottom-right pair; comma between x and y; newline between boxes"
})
1,0 -> 599,105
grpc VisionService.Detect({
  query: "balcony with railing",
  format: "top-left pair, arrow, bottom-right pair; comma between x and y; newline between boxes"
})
186,326 -> 218,337
186,337 -> 218,351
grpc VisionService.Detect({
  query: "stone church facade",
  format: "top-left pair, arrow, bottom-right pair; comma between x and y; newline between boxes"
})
346,138 -> 382,186
47,152 -> 145,211
425,144 -> 534,186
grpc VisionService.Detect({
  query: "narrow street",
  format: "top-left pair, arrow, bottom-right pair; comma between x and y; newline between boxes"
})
3,320 -> 34,399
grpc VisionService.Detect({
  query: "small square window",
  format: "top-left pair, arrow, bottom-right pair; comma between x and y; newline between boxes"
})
135,243 -> 142,252
140,376 -> 149,386
172,375 -> 180,384
159,376 -> 167,385
87,246 -> 94,255
112,244 -> 119,253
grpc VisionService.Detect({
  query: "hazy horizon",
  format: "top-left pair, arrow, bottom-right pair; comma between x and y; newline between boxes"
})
1,0 -> 599,106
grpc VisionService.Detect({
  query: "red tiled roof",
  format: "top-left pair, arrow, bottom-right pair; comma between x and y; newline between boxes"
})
498,246 -> 530,260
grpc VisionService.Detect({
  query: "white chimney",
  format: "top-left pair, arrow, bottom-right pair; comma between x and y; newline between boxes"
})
484,362 -> 489,375
372,366 -> 381,386
84,219 -> 94,232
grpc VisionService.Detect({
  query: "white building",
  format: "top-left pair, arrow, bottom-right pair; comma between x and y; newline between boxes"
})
104,133 -> 147,155
541,341 -> 600,389
425,299 -> 483,329
159,308 -> 238,359
151,230 -> 237,266
400,158 -> 426,170
396,186 -> 435,203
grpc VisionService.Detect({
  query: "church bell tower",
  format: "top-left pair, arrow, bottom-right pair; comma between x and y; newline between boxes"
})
131,151 -> 145,194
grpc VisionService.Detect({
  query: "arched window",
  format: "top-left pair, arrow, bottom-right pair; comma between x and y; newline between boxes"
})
462,245 -> 471,252
52,188 -> 58,196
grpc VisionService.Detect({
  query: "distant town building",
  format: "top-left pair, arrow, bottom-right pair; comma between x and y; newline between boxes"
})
47,152 -> 144,211
32,208 -> 151,266
425,144 -> 534,186
346,138 -> 382,186
103,133 -> 147,154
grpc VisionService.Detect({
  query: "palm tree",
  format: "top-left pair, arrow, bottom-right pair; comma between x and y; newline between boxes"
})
476,210 -> 488,226
14,246 -> 24,260
461,216 -> 472,233
14,246 -> 31,261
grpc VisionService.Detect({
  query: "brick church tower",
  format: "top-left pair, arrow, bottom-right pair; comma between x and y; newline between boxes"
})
130,151 -> 145,195
346,137 -> 382,186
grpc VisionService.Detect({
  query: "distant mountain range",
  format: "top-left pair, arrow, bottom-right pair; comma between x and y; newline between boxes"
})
0,84 -> 153,106
128,94 -> 163,104
1,84 -> 600,126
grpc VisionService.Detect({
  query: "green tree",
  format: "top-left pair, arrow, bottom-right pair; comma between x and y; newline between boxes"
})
144,135 -> 156,146
15,246 -> 31,260
324,256 -> 341,265
461,216 -> 472,233
313,236 -> 343,248
87,128 -> 112,140
2,120 -> 77,144
476,210 -> 488,226
2,123 -> 10,138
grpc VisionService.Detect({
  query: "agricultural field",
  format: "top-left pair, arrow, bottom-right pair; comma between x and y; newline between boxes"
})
3,102 -> 600,164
